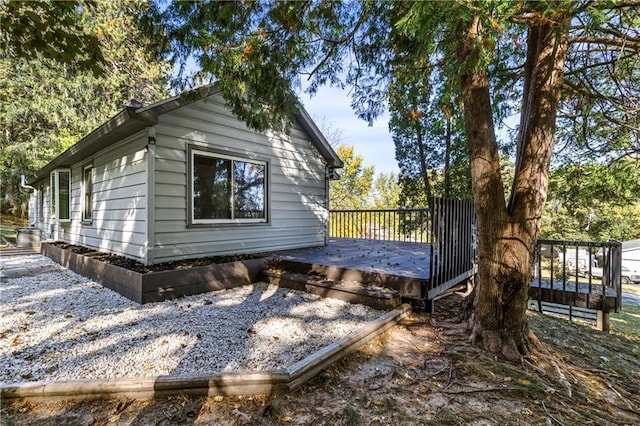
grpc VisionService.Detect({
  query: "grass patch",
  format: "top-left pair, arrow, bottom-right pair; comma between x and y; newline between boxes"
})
0,215 -> 27,245
530,306 -> 640,396
611,303 -> 640,342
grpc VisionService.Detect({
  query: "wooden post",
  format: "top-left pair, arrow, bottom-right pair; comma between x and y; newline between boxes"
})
596,310 -> 610,333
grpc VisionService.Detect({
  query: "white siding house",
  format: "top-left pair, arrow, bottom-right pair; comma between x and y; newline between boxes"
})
27,88 -> 342,265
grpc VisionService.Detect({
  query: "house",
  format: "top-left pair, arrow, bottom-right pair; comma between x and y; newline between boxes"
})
622,239 -> 640,273
27,87 -> 343,266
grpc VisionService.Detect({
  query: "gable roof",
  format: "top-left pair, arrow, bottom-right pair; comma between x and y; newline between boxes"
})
29,87 -> 343,184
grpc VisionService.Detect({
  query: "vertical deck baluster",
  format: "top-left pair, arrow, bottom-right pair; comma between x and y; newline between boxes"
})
537,244 -> 543,312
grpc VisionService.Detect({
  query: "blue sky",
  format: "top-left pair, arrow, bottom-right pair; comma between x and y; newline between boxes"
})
298,84 -> 400,176
175,56 -> 400,176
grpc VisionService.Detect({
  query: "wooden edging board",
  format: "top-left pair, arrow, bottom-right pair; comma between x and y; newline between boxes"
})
262,269 -> 402,311
0,304 -> 412,402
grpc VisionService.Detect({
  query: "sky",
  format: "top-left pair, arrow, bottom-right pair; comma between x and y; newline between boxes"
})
297,85 -> 400,176
175,56 -> 399,176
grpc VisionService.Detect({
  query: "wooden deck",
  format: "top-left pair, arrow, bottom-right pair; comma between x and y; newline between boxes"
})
274,238 -> 430,280
271,239 -> 431,300
529,278 -> 618,311
275,239 -> 430,279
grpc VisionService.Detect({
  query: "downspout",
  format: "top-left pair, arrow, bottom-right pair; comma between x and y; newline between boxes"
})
144,127 -> 156,266
326,167 -> 340,245
20,175 -> 37,227
325,167 -> 331,245
20,175 -> 36,191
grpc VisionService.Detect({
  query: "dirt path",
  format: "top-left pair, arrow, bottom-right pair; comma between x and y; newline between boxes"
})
2,295 -> 639,425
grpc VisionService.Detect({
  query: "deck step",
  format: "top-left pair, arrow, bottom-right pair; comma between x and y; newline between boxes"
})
270,259 -> 424,300
261,269 -> 402,311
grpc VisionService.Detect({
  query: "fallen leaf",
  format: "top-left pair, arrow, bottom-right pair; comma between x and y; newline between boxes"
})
232,408 -> 251,424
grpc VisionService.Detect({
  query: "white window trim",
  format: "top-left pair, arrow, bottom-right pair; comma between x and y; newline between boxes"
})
81,164 -> 93,222
50,169 -> 71,223
190,149 -> 268,225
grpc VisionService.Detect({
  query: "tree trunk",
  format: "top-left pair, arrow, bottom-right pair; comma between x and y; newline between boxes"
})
416,125 -> 432,202
444,112 -> 451,199
457,15 -> 569,360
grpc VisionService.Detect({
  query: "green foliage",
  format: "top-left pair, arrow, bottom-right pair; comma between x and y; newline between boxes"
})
389,79 -> 473,207
0,0 -> 171,216
330,145 -> 375,210
371,172 -> 400,210
557,4 -> 640,161
0,214 -> 26,245
0,0 -> 105,75
542,159 -> 640,241
161,0 -> 638,228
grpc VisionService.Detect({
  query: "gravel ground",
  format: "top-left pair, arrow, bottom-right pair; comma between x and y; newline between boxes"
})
0,254 -> 381,386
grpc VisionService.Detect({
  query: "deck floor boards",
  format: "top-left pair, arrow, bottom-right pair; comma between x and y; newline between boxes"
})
273,238 -> 431,280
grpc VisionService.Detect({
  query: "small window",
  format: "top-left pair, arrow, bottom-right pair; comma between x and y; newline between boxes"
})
190,149 -> 267,224
82,165 -> 93,221
50,169 -> 71,222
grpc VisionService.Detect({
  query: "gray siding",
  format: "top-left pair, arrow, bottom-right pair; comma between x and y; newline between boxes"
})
152,94 -> 329,262
31,131 -> 149,262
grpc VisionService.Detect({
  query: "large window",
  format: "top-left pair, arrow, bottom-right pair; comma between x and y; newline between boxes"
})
50,169 -> 71,222
82,165 -> 93,221
191,149 -> 267,224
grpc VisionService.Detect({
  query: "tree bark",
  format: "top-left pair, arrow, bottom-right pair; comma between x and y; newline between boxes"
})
416,124 -> 432,202
444,112 -> 451,199
457,15 -> 569,360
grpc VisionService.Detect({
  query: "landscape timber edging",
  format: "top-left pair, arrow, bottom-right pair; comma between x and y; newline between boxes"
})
41,242 -> 268,304
0,304 -> 412,402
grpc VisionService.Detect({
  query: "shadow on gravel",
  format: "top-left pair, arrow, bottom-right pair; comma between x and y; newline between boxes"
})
2,256 -> 375,385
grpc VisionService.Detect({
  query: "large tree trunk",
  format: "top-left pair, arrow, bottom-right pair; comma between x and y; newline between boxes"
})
457,15 -> 569,360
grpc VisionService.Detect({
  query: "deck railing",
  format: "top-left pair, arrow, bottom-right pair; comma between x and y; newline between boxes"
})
428,198 -> 478,299
533,239 -> 622,312
329,201 -> 479,308
328,208 -> 431,243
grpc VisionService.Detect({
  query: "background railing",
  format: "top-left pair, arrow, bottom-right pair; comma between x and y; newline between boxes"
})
534,239 -> 622,312
328,208 -> 431,243
328,206 -> 622,317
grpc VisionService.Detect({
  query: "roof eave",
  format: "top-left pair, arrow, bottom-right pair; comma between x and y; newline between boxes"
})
29,87 -> 226,185
295,106 -> 343,169
29,108 -> 157,184
28,86 -> 339,185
